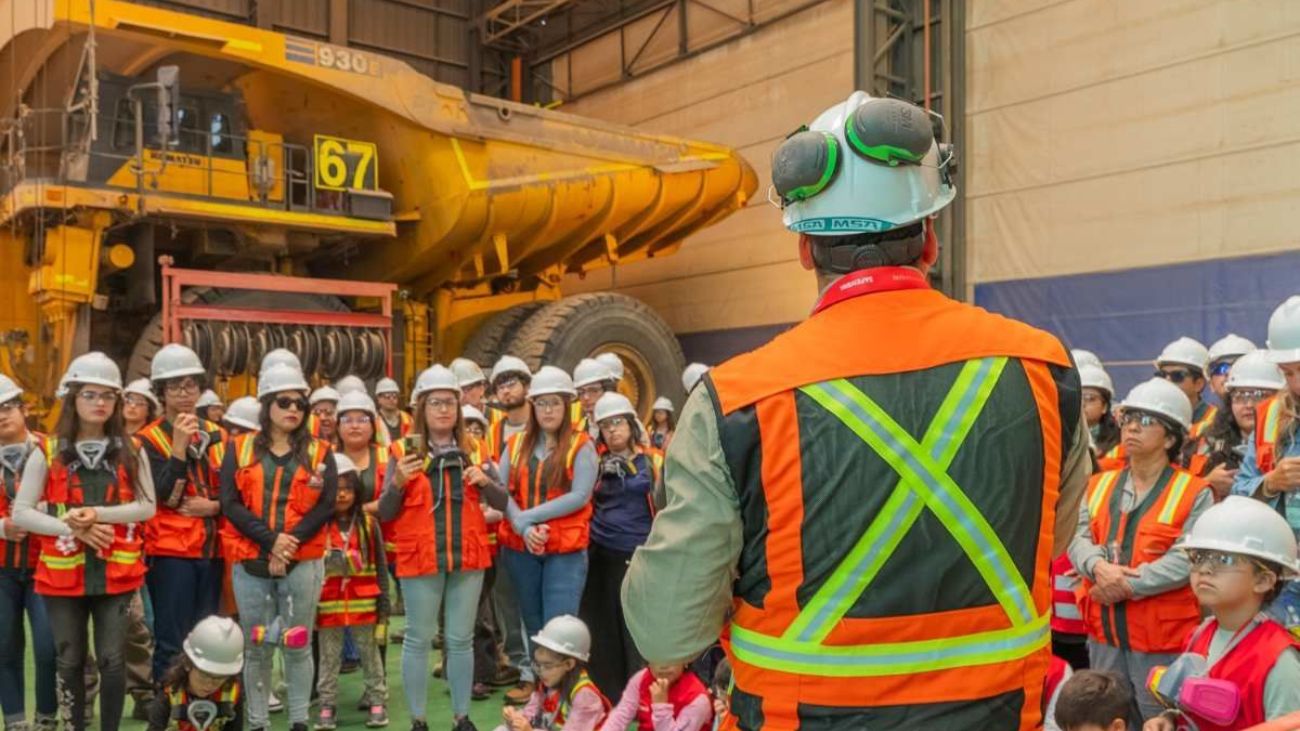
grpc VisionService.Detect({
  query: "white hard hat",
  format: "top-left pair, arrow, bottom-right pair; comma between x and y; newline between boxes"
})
150,343 -> 206,383
0,374 -> 21,404
1208,334 -> 1257,365
682,363 -> 710,393
776,91 -> 955,235
1079,364 -> 1114,398
595,353 -> 625,382
412,365 -> 461,401
222,396 -> 261,431
573,358 -> 614,389
652,396 -> 674,413
1121,377 -> 1193,431
1071,349 -> 1103,370
1155,337 -> 1210,374
123,378 -> 159,409
1266,296 -> 1300,364
63,352 -> 123,391
337,391 -> 377,418
530,614 -> 591,662
259,348 -> 301,377
196,389 -> 222,410
594,392 -> 637,424
374,377 -> 401,397
54,373 -> 68,400
184,616 -> 245,676
450,358 -> 488,387
335,375 -> 367,397
1225,351 -> 1285,392
461,404 -> 489,428
257,363 -> 310,400
491,355 -> 531,385
309,386 -> 341,406
528,366 -> 577,399
1181,496 -> 1299,576
333,452 -> 358,477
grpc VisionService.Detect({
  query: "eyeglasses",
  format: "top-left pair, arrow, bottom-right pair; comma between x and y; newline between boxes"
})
275,396 -> 308,412
426,398 -> 458,413
0,399 -> 21,413
577,384 -> 606,400
531,660 -> 570,673
1210,362 -> 1233,377
123,394 -> 150,408
1156,368 -> 1196,384
600,416 -> 630,430
1231,389 -> 1273,405
533,397 -> 565,412
1187,550 -> 1261,575
495,376 -> 523,391
1120,411 -> 1162,429
164,379 -> 201,395
311,405 -> 337,417
77,390 -> 118,404
339,414 -> 372,426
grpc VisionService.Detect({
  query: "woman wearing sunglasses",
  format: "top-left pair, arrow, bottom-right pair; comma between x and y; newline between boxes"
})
1184,352 -> 1283,499
220,362 -> 338,731
1068,377 -> 1213,724
1155,337 -> 1217,441
1234,296 -> 1300,628
11,352 -> 156,731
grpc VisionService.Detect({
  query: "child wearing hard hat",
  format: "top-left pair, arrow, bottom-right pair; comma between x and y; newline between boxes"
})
148,616 -> 244,731
1143,496 -> 1300,730
495,615 -> 610,731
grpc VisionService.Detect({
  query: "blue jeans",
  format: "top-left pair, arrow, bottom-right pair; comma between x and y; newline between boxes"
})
232,560 -> 324,728
499,549 -> 588,651
0,569 -> 57,722
400,571 -> 484,720
146,557 -> 222,682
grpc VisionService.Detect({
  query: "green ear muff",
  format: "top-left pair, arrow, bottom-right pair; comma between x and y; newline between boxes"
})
845,99 -> 933,166
771,129 -> 840,205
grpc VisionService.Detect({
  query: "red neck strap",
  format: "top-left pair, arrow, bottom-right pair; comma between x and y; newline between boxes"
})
812,267 -> 930,315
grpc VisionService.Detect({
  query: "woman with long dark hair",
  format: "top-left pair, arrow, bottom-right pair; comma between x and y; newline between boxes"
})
1185,351 -> 1283,498
12,352 -> 156,731
645,397 -> 675,452
220,362 -> 337,731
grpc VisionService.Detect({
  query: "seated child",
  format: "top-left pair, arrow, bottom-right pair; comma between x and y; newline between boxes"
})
497,616 -> 610,731
1055,670 -> 1133,731
599,662 -> 712,731
148,616 -> 245,731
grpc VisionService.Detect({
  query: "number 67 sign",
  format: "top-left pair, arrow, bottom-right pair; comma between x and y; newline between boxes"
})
313,134 -> 378,192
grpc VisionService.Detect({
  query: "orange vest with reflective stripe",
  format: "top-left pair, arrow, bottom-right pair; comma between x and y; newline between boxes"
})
36,442 -> 146,597
222,434 -> 332,562
318,513 -> 383,627
708,283 -> 1073,731
499,432 -> 592,554
1050,553 -> 1086,636
0,433 -> 52,571
136,418 -> 227,559
386,438 -> 492,577
1254,396 -> 1289,474
1098,443 -> 1128,472
1076,467 -> 1207,654
376,411 -> 412,449
1189,402 -> 1219,440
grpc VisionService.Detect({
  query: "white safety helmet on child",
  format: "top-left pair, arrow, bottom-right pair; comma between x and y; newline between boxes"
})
1181,496 -> 1299,576
333,453 -> 358,477
531,615 -> 592,661
1121,377 -> 1193,431
184,616 -> 245,676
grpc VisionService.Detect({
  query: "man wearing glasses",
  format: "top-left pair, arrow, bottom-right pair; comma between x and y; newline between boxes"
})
1155,337 -> 1218,441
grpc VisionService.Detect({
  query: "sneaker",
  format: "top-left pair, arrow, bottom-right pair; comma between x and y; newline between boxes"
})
410,721 -> 429,731
366,705 -> 389,728
451,718 -> 478,731
6,721 -> 32,731
315,705 -> 337,731
269,692 -> 285,714
471,682 -> 490,701
357,697 -> 371,712
34,714 -> 57,731
432,663 -> 443,679
504,681 -> 534,706
292,723 -> 310,731
488,666 -> 520,688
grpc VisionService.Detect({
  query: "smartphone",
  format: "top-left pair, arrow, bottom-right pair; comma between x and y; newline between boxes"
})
403,433 -> 423,457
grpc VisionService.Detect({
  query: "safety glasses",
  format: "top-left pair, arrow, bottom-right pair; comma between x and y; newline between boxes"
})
1120,411 -> 1162,429
274,396 -> 308,412
1156,368 -> 1195,384
1231,389 -> 1273,405
770,99 -> 950,206
1187,550 -> 1263,575
1210,362 -> 1233,377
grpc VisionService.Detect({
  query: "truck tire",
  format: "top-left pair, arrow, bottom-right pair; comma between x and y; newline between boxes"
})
508,293 -> 685,413
126,289 -> 348,382
460,301 -> 548,369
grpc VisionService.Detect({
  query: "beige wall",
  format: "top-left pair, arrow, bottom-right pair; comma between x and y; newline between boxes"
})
557,0 -> 852,337
966,0 -> 1300,285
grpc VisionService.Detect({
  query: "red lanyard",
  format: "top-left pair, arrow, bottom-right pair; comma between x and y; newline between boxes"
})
811,267 -> 930,315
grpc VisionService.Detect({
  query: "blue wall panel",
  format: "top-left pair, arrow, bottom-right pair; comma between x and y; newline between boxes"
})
973,251 -> 1300,399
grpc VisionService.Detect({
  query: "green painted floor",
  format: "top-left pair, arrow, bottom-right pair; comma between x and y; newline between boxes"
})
21,615 -> 510,731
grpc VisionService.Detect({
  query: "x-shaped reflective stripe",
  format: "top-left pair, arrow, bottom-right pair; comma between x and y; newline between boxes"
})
793,357 -> 1037,640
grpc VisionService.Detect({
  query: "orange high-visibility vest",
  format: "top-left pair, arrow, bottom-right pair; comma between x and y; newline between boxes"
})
136,418 -> 227,559
1254,396 -> 1290,474
318,513 -> 384,628
1076,468 -> 1207,653
1189,402 -> 1219,440
707,276 -> 1075,731
498,432 -> 592,555
36,441 -> 146,597
221,434 -> 332,562
386,438 -> 492,577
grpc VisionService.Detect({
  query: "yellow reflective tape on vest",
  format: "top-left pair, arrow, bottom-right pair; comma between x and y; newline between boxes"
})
318,598 -> 378,613
1263,398 -> 1284,445
798,357 -> 1037,630
785,357 -> 1009,644
40,553 -> 85,569
1088,471 -> 1121,518
1156,472 -> 1194,525
107,550 -> 141,565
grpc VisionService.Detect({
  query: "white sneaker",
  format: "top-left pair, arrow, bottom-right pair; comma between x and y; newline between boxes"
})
269,692 -> 285,713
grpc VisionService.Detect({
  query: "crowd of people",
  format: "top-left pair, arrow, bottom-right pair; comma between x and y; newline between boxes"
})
0,340 -> 723,731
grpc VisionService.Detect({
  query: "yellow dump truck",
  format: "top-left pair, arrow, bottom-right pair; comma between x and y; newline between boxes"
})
0,0 -> 755,423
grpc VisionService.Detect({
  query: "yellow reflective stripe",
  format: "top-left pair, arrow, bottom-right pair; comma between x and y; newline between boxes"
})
731,613 -> 1050,678
1263,398 -> 1283,444
1088,472 -> 1121,517
785,358 -> 1005,643
1157,473 -> 1194,525
40,553 -> 85,569
107,550 -> 141,564
318,598 -> 378,612
799,359 -> 1037,629
237,435 -> 255,467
